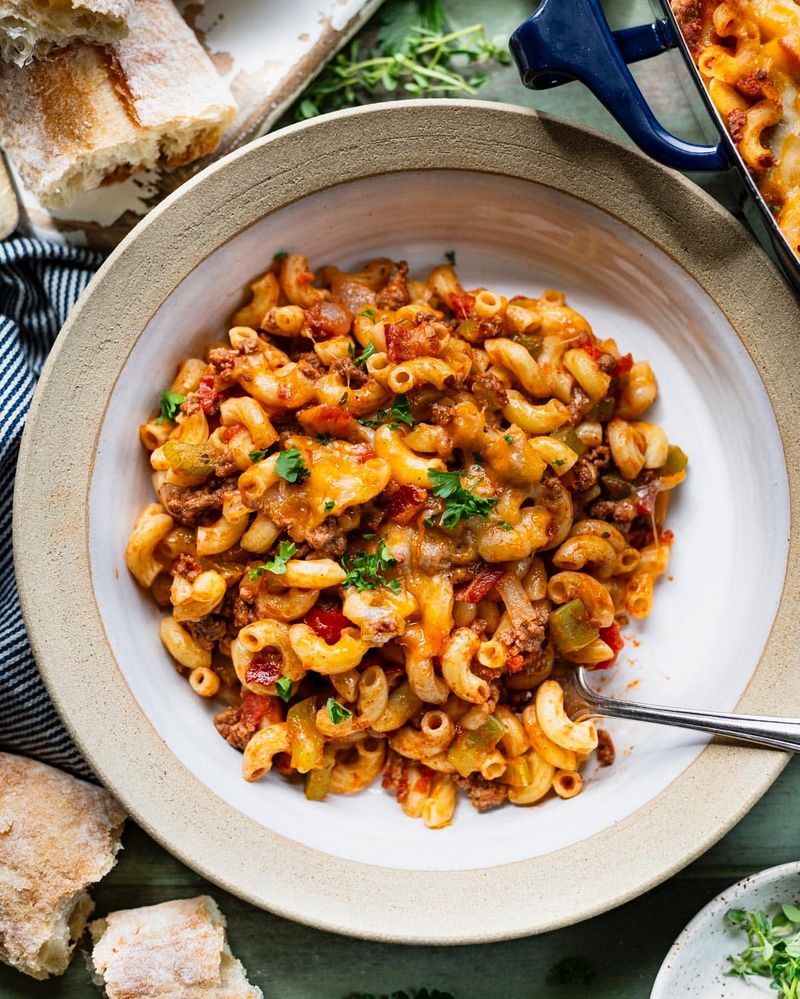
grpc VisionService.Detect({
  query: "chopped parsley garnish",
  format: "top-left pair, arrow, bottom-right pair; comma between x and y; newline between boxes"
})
387,394 -> 414,427
428,468 -> 496,529
498,519 -> 513,531
155,390 -> 186,426
503,434 -> 514,444
354,341 -> 377,368
360,307 -> 376,319
324,500 -> 335,513
554,458 -> 565,467
248,541 -> 297,581
276,446 -> 309,483
727,904 -> 800,994
316,434 -> 333,444
248,449 -> 269,463
445,250 -> 457,266
275,676 -> 293,702
359,395 -> 414,430
274,250 -> 288,260
326,697 -> 353,725
341,540 -> 400,593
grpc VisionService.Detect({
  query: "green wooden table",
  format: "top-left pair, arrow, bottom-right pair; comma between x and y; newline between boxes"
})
3,2 -> 794,996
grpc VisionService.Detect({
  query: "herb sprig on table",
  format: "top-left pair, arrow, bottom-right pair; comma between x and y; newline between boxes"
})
293,0 -> 509,120
727,904 -> 800,997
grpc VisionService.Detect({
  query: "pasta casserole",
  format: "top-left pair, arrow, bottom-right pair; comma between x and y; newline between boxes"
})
673,0 -> 800,256
126,252 -> 687,828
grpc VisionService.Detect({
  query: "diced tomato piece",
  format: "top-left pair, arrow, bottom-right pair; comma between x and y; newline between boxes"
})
411,765 -> 433,797
304,606 -> 350,645
660,529 -> 674,545
614,353 -> 634,377
297,404 -> 358,438
635,481 -> 661,516
352,442 -> 376,464
240,690 -> 282,727
589,623 -> 625,671
222,422 -> 243,443
385,483 -> 427,525
579,340 -> 604,361
506,653 -> 525,674
450,292 -> 475,320
296,268 -> 315,287
456,565 -> 506,604
196,374 -> 220,415
244,649 -> 282,688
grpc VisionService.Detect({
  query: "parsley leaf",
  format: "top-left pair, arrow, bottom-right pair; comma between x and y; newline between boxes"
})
359,396 -> 414,430
248,541 -> 297,581
389,394 -> 414,426
503,434 -> 514,444
326,697 -> 353,725
428,468 -> 496,529
276,446 -> 309,483
274,250 -> 288,260
554,458 -> 565,467
275,676 -> 293,702
249,449 -> 269,463
155,390 -> 186,425
354,341 -> 377,368
341,540 -> 399,592
360,307 -> 376,319
324,500 -> 335,513
445,249 -> 456,266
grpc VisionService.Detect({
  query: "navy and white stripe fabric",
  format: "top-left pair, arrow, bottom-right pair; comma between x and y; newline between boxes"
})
0,236 -> 104,779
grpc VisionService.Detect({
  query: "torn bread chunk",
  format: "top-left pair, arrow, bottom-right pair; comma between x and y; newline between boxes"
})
89,896 -> 263,999
0,0 -> 132,67
0,752 -> 125,980
0,0 -> 237,208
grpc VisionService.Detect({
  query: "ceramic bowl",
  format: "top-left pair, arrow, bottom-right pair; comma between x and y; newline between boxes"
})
652,862 -> 800,997
13,101 -> 800,943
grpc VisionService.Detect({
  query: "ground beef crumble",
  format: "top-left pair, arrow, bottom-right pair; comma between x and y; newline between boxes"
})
453,774 -> 508,812
597,728 -> 615,767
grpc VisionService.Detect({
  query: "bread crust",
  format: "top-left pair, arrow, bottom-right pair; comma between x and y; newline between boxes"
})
0,0 -> 237,207
0,752 -> 125,980
89,895 -> 263,998
0,0 -> 132,67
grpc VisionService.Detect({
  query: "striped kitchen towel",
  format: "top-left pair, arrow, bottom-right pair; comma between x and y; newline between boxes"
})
0,236 -> 105,779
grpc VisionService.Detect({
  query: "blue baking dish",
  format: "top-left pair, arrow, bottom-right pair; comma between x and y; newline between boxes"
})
509,0 -> 800,294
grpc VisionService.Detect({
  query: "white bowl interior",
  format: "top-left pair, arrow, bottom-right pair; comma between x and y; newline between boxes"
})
89,170 -> 789,871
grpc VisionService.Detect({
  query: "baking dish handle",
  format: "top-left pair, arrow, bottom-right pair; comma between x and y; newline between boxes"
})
509,0 -> 729,171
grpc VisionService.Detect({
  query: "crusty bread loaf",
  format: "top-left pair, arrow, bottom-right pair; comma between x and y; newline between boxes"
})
0,752 -> 126,980
0,0 -> 132,67
89,896 -> 263,998
0,0 -> 237,208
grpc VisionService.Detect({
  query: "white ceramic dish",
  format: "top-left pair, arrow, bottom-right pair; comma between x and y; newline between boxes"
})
92,170 -> 787,871
652,862 -> 800,997
14,102 -> 800,943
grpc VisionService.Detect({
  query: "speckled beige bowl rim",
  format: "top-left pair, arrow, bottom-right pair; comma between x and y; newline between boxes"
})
13,100 -> 800,945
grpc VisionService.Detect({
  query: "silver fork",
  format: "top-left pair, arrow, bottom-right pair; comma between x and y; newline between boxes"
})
562,667 -> 800,753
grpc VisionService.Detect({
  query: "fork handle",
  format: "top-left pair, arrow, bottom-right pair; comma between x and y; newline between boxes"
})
581,694 -> 800,753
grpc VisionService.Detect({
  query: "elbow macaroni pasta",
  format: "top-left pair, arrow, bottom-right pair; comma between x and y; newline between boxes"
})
127,252 -> 686,826
673,0 -> 800,258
